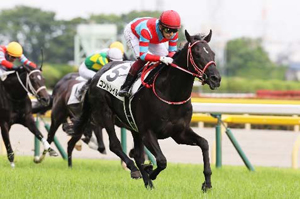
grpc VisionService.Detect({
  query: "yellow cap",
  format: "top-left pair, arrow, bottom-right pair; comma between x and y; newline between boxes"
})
7,41 -> 23,57
109,41 -> 124,54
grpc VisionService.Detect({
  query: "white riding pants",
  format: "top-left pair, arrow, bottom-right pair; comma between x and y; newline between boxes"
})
79,62 -> 96,80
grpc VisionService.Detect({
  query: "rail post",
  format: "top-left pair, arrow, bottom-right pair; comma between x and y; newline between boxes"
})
121,128 -> 127,154
144,147 -> 156,166
211,114 -> 222,168
34,116 -> 40,159
225,128 -> 255,171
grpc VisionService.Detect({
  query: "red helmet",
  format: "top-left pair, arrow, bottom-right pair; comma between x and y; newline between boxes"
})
159,10 -> 181,29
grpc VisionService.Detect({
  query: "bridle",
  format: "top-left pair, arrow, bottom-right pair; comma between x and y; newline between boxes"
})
141,40 -> 216,105
170,40 -> 216,82
16,69 -> 47,100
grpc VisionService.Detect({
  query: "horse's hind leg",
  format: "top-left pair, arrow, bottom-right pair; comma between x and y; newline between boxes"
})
1,123 -> 15,167
172,128 -> 212,192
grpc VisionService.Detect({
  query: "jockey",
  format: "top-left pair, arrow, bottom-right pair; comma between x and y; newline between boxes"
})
79,47 -> 123,80
118,10 -> 181,97
0,41 -> 37,76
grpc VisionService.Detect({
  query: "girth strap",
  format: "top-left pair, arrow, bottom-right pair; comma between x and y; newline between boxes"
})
123,96 -> 138,132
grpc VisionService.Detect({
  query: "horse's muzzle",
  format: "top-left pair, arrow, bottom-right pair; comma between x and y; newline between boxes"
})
207,75 -> 221,90
39,97 -> 50,106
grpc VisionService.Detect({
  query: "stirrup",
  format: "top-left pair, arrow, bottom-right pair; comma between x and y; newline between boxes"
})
118,89 -> 131,97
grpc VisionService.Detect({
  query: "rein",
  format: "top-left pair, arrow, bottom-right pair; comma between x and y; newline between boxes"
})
16,70 -> 46,100
141,40 -> 216,105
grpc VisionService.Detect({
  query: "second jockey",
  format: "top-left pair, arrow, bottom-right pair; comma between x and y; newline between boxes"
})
79,47 -> 123,81
118,10 -> 181,97
0,41 -> 37,77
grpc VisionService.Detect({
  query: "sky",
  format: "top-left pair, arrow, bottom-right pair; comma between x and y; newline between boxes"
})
1,0 -> 299,61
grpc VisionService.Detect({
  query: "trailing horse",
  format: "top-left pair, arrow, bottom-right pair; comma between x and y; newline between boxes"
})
32,72 -> 107,164
0,65 -> 58,167
73,30 -> 221,191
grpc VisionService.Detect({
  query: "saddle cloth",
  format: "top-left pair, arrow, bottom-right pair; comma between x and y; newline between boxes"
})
96,62 -> 147,101
67,80 -> 86,105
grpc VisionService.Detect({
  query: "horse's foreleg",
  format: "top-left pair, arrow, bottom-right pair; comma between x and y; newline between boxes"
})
104,125 -> 141,179
47,109 -> 66,144
23,115 -> 58,159
1,123 -> 15,167
172,128 -> 212,192
67,135 -> 82,167
93,127 -> 106,154
131,131 -> 154,189
142,131 -> 167,182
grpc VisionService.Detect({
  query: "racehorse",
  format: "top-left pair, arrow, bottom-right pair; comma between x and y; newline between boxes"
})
32,72 -> 107,163
0,65 -> 58,167
73,30 -> 221,191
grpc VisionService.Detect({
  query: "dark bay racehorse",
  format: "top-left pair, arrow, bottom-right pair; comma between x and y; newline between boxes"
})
32,72 -> 106,163
73,30 -> 221,191
0,65 -> 58,167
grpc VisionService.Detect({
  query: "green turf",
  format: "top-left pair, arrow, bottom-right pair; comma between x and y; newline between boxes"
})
0,156 -> 299,199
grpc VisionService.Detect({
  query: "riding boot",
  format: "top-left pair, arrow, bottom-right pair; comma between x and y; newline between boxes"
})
118,59 -> 146,97
118,73 -> 136,97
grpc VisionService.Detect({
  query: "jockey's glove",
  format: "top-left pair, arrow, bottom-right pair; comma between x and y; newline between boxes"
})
12,65 -> 23,72
160,56 -> 173,65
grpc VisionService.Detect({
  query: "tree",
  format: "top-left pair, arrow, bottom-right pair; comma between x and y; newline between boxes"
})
224,38 -> 286,80
46,17 -> 87,64
0,6 -> 57,63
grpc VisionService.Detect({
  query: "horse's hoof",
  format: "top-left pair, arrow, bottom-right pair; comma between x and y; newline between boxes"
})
48,148 -> 58,157
145,180 -> 154,190
75,140 -> 82,151
10,162 -> 15,168
98,147 -> 106,155
33,156 -> 41,164
201,182 -> 212,192
143,164 -> 153,174
131,170 -> 142,179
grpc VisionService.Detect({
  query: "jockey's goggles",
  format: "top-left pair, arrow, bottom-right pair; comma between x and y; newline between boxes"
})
9,55 -> 17,59
162,27 -> 178,34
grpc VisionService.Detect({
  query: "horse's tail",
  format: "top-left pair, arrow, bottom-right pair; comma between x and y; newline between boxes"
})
31,95 -> 53,114
73,79 -> 92,137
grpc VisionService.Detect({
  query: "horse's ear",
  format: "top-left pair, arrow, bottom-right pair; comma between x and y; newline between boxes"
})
185,30 -> 192,43
203,29 -> 212,43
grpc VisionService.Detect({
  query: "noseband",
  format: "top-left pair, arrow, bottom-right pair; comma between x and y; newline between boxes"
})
16,70 -> 46,99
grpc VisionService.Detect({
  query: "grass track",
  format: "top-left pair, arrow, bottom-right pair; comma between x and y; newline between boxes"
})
0,156 -> 300,199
